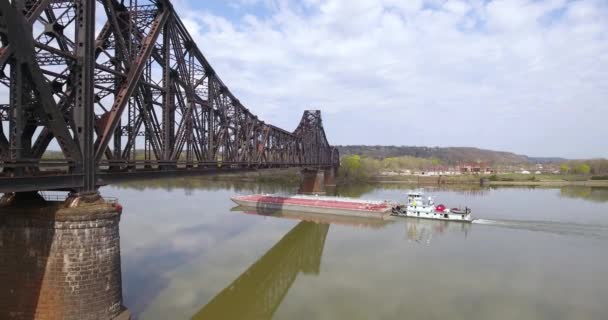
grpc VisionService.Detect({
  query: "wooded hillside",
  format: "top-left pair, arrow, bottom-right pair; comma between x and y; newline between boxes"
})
336,145 -> 566,165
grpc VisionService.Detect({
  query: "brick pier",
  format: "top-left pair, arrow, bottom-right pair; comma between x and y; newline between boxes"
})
0,193 -> 129,320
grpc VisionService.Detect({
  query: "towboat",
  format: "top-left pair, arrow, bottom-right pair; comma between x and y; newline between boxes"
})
230,194 -> 393,220
392,192 -> 473,222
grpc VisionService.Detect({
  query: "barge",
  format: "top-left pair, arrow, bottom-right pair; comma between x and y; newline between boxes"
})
230,194 -> 393,220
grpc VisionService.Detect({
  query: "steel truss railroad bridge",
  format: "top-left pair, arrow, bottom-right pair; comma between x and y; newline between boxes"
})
0,0 -> 339,194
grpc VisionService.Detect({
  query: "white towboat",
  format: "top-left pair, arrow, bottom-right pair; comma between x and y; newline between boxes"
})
392,192 -> 473,222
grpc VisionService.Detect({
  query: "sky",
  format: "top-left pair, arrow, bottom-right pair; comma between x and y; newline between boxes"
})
168,0 -> 608,159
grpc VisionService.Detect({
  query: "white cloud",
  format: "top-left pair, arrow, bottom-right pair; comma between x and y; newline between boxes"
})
444,0 -> 471,16
173,0 -> 608,158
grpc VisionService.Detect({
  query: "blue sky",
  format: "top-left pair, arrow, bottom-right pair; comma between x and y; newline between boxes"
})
173,0 -> 608,158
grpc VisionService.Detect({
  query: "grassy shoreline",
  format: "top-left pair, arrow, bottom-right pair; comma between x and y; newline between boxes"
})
486,180 -> 608,187
374,179 -> 608,187
148,168 -> 608,188
371,174 -> 608,187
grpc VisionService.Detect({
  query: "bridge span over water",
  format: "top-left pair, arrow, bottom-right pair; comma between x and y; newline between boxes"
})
0,1 -> 338,319
0,0 -> 338,194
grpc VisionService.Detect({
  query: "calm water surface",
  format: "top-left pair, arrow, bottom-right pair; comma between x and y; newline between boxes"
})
101,180 -> 608,320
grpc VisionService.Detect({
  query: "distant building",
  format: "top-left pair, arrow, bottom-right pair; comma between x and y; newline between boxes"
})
459,162 -> 493,175
379,169 -> 412,176
421,166 -> 460,176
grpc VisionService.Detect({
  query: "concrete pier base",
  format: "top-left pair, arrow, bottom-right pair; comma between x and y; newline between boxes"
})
0,192 -> 129,320
299,169 -> 326,194
324,168 -> 336,186
299,167 -> 339,195
323,168 -> 337,196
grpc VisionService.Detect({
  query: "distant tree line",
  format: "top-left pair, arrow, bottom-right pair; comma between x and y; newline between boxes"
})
338,155 -> 441,181
336,145 -> 530,165
559,159 -> 608,175
338,154 -> 608,182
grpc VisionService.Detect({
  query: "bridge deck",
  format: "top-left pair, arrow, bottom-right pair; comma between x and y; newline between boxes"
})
0,161 -> 333,193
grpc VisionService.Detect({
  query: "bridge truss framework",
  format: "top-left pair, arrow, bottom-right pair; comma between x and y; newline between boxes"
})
0,0 -> 339,194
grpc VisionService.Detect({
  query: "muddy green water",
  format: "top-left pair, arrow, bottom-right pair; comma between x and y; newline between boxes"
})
101,180 -> 608,320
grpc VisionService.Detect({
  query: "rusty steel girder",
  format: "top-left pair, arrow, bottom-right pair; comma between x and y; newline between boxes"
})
0,0 -> 339,193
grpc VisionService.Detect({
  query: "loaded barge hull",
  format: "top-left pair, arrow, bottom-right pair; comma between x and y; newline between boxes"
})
231,194 -> 393,220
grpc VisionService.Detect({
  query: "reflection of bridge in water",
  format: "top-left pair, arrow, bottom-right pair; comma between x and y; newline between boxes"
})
191,221 -> 329,320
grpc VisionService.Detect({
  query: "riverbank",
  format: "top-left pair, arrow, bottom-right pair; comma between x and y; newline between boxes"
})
486,180 -> 608,187
201,170 -> 608,188
371,174 -> 608,187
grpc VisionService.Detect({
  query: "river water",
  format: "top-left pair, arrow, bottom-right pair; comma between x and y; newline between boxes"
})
101,180 -> 608,320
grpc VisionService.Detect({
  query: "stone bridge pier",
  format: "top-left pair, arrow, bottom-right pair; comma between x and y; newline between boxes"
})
0,192 -> 130,320
299,167 -> 338,195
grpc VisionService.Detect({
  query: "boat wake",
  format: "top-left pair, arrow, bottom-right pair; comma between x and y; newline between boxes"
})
472,218 -> 608,239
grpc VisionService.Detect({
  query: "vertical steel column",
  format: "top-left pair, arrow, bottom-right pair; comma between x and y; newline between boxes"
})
188,53 -> 197,165
113,120 -> 121,161
207,73 -> 214,160
73,0 -> 96,191
8,63 -> 26,168
127,100 -> 136,165
162,20 -> 174,163
7,1 -> 26,167
234,102 -> 240,161
113,66 -> 122,164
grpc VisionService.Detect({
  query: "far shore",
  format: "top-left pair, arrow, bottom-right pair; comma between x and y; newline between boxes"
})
372,176 -> 608,187
375,179 -> 608,187
192,170 -> 608,188
487,180 -> 608,187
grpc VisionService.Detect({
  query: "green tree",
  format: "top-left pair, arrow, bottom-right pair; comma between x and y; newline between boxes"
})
574,163 -> 591,175
340,155 -> 363,180
361,157 -> 381,175
430,158 -> 442,166
338,155 -> 382,181
382,157 -> 400,170
559,164 -> 570,174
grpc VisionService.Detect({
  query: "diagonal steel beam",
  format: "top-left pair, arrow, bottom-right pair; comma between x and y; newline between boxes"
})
0,127 -> 8,157
94,7 -> 169,161
30,20 -> 115,159
102,0 -> 130,63
0,0 -> 81,161
0,0 -> 51,68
